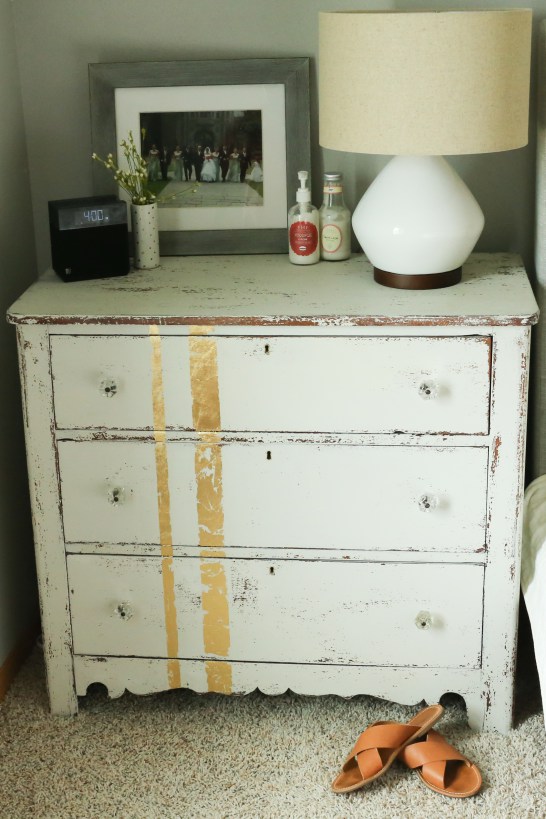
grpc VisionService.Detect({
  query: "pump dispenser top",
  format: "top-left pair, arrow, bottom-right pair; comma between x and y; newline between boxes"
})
296,170 -> 311,203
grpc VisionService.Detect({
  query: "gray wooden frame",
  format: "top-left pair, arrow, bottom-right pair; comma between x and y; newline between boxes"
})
89,58 -> 310,256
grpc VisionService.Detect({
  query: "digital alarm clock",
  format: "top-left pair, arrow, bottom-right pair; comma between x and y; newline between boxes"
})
48,195 -> 129,282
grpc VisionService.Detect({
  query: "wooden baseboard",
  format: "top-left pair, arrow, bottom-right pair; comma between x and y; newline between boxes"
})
0,624 -> 40,701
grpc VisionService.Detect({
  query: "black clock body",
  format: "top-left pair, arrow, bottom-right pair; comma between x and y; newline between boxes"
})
49,196 -> 130,282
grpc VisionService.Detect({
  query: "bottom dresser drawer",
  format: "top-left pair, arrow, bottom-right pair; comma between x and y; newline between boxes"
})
67,556 -> 483,669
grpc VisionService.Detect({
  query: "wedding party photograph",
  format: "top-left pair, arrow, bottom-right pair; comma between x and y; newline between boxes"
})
139,109 -> 264,208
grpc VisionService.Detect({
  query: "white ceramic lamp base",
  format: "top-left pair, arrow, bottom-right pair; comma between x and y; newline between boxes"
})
352,156 -> 485,290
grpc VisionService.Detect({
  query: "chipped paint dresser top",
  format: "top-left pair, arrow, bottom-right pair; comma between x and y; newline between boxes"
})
7,252 -> 538,327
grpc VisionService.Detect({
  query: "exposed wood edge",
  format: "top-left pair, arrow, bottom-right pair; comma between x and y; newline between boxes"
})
0,623 -> 40,701
6,312 -> 540,327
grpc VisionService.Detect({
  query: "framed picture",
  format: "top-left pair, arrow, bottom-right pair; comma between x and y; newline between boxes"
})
89,58 -> 310,255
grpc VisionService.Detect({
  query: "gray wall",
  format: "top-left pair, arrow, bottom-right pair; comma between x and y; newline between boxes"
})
11,0 -> 543,275
0,0 -> 38,665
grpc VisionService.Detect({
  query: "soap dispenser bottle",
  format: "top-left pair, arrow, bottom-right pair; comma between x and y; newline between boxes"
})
288,170 -> 319,265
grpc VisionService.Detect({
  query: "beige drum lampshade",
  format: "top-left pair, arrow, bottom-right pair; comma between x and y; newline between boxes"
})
318,9 -> 532,156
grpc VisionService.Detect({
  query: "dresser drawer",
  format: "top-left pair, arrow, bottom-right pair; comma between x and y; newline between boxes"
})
67,555 -> 483,669
51,334 -> 491,434
58,440 -> 487,552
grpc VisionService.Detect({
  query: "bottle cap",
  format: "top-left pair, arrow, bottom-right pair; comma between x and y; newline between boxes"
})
296,170 -> 311,203
323,171 -> 343,182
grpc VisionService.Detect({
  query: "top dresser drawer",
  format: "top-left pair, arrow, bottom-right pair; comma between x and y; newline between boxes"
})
50,334 -> 491,434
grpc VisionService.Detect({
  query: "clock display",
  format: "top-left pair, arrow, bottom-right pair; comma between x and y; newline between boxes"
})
77,208 -> 108,227
50,197 -> 128,231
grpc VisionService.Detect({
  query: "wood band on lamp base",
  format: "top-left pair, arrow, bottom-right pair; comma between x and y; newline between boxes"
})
374,267 -> 462,290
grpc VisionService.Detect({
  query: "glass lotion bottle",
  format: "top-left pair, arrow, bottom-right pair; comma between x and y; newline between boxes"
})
319,172 -> 351,260
288,170 -> 319,264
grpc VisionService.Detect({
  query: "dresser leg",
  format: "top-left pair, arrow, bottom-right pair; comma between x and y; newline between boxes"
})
41,634 -> 78,716
47,689 -> 78,717
464,691 -> 486,732
464,687 -> 513,734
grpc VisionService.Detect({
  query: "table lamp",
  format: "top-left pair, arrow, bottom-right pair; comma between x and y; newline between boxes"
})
319,9 -> 532,289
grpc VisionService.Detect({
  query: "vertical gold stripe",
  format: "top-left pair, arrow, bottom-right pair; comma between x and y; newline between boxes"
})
200,559 -> 230,655
205,660 -> 233,694
153,437 -> 173,554
161,556 -> 179,659
189,336 -> 222,432
167,658 -> 181,688
189,327 -> 232,693
194,438 -> 224,548
149,326 -> 181,689
150,326 -> 167,433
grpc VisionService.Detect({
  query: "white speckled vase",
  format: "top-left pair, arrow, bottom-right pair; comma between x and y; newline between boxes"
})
131,203 -> 160,269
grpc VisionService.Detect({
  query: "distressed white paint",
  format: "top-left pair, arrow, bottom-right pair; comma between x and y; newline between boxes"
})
7,253 -> 538,731
481,326 -> 533,731
14,326 -> 77,715
7,253 -> 537,328
58,440 -> 487,552
213,335 -> 491,434
68,555 -> 484,669
73,655 -> 483,711
50,334 -> 491,434
50,334 -> 193,430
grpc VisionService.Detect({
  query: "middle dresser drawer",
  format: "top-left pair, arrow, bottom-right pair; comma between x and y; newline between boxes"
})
58,441 -> 488,553
50,334 -> 491,434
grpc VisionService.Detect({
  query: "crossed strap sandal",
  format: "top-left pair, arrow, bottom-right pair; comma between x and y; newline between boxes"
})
398,728 -> 482,798
332,703 -> 444,793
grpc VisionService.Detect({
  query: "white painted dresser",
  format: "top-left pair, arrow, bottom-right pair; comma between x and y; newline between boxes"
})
8,253 -> 538,732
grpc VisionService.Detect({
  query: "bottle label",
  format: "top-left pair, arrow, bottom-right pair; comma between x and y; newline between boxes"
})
323,184 -> 343,194
321,223 -> 343,253
290,221 -> 318,256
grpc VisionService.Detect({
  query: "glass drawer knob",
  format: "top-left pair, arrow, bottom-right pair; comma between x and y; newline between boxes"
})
418,494 -> 438,512
114,602 -> 133,621
108,487 -> 125,506
100,378 -> 118,398
415,611 -> 433,630
418,381 -> 438,400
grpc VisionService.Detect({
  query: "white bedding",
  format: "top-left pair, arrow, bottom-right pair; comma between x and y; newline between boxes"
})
522,474 -> 546,726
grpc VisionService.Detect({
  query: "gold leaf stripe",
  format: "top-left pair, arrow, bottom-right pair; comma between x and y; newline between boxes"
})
205,660 -> 233,694
149,326 -> 181,689
194,436 -> 224,549
189,336 -> 221,432
200,558 -> 230,656
189,328 -> 232,694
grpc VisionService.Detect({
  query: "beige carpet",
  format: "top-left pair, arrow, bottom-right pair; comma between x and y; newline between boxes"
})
1,636 -> 545,819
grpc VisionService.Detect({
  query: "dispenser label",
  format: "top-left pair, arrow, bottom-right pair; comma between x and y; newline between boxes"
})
290,221 -> 318,256
321,224 -> 342,253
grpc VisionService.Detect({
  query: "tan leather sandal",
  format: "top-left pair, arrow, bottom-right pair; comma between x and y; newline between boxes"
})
398,728 -> 482,798
331,703 -> 444,793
